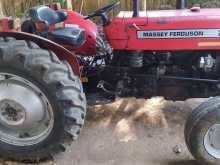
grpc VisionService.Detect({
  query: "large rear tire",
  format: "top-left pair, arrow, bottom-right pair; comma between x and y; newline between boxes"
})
0,37 -> 86,161
185,97 -> 220,165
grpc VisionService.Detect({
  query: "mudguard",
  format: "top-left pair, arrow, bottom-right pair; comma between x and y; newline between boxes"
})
0,31 -> 81,76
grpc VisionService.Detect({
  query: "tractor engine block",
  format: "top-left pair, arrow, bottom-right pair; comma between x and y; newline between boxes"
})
98,50 -> 220,99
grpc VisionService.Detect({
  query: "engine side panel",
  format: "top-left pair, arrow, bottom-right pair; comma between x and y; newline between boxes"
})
105,9 -> 220,51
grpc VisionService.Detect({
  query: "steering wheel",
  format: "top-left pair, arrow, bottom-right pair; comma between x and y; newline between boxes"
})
85,1 -> 120,24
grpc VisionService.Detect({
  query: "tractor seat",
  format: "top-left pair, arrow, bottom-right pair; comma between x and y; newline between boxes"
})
48,27 -> 86,48
29,6 -> 67,25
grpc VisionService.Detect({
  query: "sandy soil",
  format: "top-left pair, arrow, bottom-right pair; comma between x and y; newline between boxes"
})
1,97 -> 210,165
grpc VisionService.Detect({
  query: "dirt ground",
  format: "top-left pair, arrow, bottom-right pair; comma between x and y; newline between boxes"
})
1,97 -> 210,165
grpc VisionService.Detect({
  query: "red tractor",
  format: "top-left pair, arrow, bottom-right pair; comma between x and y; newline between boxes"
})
0,0 -> 220,164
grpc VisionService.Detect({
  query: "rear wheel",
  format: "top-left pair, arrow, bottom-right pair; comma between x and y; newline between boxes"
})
0,37 -> 86,161
185,97 -> 220,165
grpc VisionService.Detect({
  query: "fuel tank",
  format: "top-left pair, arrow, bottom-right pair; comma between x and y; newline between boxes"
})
61,9 -> 98,56
104,8 -> 220,51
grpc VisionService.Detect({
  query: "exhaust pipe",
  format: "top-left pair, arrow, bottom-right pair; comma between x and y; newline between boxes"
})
176,0 -> 186,9
133,0 -> 140,17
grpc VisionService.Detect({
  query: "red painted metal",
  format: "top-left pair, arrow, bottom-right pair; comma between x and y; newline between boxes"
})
35,5 -> 98,56
61,9 -> 98,56
0,18 -> 14,31
0,31 -> 81,76
104,9 -> 220,51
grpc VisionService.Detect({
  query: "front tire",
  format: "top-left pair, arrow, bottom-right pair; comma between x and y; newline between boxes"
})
0,37 -> 86,161
185,97 -> 220,165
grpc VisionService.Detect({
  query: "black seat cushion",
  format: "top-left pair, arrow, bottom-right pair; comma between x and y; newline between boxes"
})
48,27 -> 86,48
29,6 -> 67,25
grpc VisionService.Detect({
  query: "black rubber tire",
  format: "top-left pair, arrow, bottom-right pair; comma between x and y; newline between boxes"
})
185,97 -> 220,165
0,37 -> 86,161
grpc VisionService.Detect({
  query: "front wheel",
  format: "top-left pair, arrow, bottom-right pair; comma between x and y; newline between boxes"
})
185,97 -> 220,165
0,37 -> 86,161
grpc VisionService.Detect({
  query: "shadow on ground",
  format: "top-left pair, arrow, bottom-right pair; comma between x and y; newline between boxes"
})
1,97 -> 209,165
165,160 -> 200,165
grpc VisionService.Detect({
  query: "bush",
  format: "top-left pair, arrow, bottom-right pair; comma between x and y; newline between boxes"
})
192,0 -> 220,7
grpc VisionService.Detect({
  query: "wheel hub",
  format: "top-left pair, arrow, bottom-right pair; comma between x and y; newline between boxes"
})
0,73 -> 54,146
204,123 -> 220,159
0,99 -> 26,126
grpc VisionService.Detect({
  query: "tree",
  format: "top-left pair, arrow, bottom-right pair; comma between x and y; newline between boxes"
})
0,1 -> 4,16
67,0 -> 73,9
141,0 -> 147,10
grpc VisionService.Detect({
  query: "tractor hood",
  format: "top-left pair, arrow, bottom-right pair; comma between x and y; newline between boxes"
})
116,8 -> 220,29
147,8 -> 220,27
105,8 -> 220,51
117,8 -> 220,18
146,8 -> 220,18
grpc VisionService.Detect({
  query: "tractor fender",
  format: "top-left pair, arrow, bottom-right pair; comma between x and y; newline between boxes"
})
0,31 -> 81,76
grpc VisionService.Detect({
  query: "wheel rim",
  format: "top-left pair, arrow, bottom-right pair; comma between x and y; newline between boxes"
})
0,72 -> 54,146
204,123 -> 220,159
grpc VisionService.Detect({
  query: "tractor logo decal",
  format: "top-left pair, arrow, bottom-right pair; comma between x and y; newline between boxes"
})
137,29 -> 220,39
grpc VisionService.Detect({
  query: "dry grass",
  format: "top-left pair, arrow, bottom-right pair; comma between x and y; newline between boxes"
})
87,97 -> 170,143
87,97 -> 168,128
0,0 -> 48,16
86,97 -> 207,143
